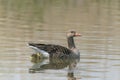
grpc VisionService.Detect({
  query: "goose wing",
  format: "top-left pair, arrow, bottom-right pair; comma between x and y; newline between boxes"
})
28,43 -> 72,57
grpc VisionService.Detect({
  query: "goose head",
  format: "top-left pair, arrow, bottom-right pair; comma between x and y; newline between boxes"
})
67,31 -> 82,38
67,31 -> 81,49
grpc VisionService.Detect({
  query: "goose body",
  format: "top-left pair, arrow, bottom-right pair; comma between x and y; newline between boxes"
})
28,31 -> 81,58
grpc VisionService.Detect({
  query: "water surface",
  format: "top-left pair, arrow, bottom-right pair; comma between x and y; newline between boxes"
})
0,0 -> 120,80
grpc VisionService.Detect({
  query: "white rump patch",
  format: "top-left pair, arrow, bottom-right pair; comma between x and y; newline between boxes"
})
29,45 -> 49,58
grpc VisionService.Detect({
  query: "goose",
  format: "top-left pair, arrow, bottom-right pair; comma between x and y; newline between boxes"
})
28,31 -> 81,59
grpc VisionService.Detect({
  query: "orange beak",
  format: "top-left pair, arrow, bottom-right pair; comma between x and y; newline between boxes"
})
75,33 -> 82,36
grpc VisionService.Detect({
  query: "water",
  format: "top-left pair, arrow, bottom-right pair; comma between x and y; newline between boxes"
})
0,0 -> 120,80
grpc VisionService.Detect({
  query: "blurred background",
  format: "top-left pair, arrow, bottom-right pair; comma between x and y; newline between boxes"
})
0,0 -> 120,80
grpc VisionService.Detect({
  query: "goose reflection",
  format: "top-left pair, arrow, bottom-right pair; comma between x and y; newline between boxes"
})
29,53 -> 80,80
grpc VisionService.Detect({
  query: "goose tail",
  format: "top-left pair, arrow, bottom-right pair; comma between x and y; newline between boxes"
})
28,43 -> 49,58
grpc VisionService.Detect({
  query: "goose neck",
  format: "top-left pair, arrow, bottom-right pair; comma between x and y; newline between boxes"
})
67,37 -> 75,49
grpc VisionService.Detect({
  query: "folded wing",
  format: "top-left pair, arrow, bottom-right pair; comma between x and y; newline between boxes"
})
28,43 -> 72,58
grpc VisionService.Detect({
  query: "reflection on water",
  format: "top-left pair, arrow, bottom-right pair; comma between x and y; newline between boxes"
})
29,53 -> 80,80
0,0 -> 120,80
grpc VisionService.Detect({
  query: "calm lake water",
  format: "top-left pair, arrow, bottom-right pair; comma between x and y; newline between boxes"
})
0,0 -> 120,80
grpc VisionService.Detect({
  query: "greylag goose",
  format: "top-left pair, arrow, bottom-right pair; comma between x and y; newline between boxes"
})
28,31 -> 81,59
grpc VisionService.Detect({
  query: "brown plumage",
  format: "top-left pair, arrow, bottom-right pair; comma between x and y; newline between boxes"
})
28,31 -> 81,58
